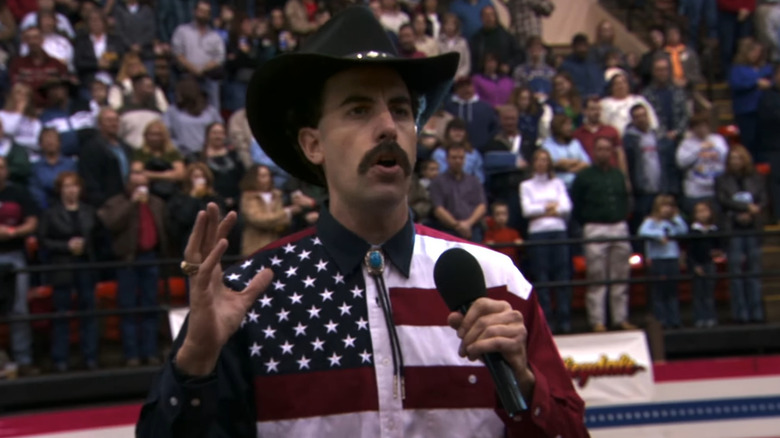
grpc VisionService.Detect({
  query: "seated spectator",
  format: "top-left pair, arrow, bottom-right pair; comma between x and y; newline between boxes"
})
510,86 -> 543,149
521,148 -> 573,333
432,118 -> 485,183
281,177 -> 326,232
239,164 -> 290,256
397,24 -> 426,59
112,0 -> 157,75
164,76 -> 223,155
472,52 -> 514,107
539,72 -> 583,138
19,10 -> 74,72
79,108 -> 133,207
512,36 -> 556,101
638,194 -> 688,329
600,72 -> 659,136
574,97 -> 625,170
448,0 -> 492,40
757,63 -> 780,220
688,200 -> 720,328
9,27 -> 70,108
676,113 -> 728,215
412,12 -> 439,57
39,79 -> 95,157
227,109 -> 254,168
167,162 -> 225,253
29,128 -> 76,210
484,200 -> 522,263
108,53 -> 169,112
542,114 -> 590,190
637,25 -> 667,87
571,137 -> 635,332
0,83 -> 42,155
469,5 -> 523,75
19,0 -> 75,38
716,145 -> 767,324
88,75 -> 111,120
118,74 -> 164,150
409,159 -> 438,224
0,119 -> 31,185
378,0 -> 409,34
189,122 -> 244,210
664,23 -> 702,89
39,171 -> 99,372
642,56 -> 690,142
437,12 -> 471,80
73,10 -> 125,87
430,143 -> 487,242
134,120 -> 185,200
560,33 -> 605,98
589,20 -> 625,69
443,77 -> 498,151
729,38 -> 772,161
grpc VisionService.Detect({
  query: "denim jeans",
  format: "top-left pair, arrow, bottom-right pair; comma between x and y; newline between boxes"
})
51,270 -> 98,366
649,258 -> 681,328
679,0 -> 718,50
0,251 -> 32,365
116,252 -> 160,360
528,231 -> 572,332
719,9 -> 755,73
727,235 -> 763,322
692,261 -> 717,324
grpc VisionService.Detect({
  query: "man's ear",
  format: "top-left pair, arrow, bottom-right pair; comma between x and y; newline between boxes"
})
298,127 -> 324,166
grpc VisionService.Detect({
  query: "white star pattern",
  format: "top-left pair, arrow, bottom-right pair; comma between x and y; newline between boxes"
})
247,310 -> 259,323
311,337 -> 325,351
272,280 -> 285,291
227,273 -> 241,281
338,302 -> 352,316
289,292 -> 303,304
258,296 -> 273,308
280,341 -> 294,355
315,260 -> 328,272
355,317 -> 368,330
342,334 -> 356,348
249,342 -> 262,357
320,289 -> 334,301
284,266 -> 298,278
263,326 -> 276,339
255,266 -> 266,274
283,243 -> 296,254
293,322 -> 308,336
333,273 -> 344,284
297,355 -> 311,370
311,237 -> 322,245
265,358 -> 279,373
325,320 -> 339,334
298,249 -> 311,261
350,285 -> 364,298
328,352 -> 342,366
307,305 -> 321,319
359,349 -> 372,364
302,276 -> 316,288
276,308 -> 290,322
241,260 -> 253,269
269,256 -> 282,266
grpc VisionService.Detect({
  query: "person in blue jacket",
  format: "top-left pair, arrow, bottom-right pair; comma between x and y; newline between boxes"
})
728,38 -> 772,160
559,33 -> 605,98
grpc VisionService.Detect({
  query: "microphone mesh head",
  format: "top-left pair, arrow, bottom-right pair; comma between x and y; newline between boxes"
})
433,247 -> 487,311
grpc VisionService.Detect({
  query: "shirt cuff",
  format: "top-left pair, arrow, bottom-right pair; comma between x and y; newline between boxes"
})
158,359 -> 219,425
503,363 -> 554,433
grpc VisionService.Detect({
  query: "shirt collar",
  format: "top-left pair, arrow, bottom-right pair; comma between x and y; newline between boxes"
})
316,205 -> 415,278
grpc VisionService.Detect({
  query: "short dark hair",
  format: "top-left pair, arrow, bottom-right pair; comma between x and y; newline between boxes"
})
688,112 -> 710,129
629,103 -> 647,117
594,135 -> 614,147
446,142 -> 468,156
38,126 -> 59,143
572,33 -> 588,46
399,23 -> 413,34
584,96 -> 600,107
131,73 -> 151,88
490,200 -> 509,213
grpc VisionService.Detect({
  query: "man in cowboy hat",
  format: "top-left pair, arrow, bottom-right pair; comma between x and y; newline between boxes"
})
138,6 -> 587,437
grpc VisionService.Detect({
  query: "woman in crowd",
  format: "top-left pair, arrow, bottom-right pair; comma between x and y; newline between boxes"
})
163,77 -> 223,156
676,114 -> 728,215
0,83 -> 42,155
539,72 -> 582,140
39,172 -> 99,372
520,149 -> 573,333
729,38 -> 772,160
191,122 -> 244,211
418,0 -> 442,38
541,114 -> 590,190
73,10 -> 124,87
472,52 -> 514,107
133,120 -> 185,201
108,53 -> 169,112
432,118 -> 485,183
167,162 -> 226,254
437,13 -> 471,80
716,145 -> 767,324
411,12 -> 438,57
600,71 -> 658,135
510,86 -> 543,149
239,164 -> 290,256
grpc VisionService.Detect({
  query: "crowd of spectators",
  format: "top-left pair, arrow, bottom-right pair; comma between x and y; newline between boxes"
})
0,0 -> 777,377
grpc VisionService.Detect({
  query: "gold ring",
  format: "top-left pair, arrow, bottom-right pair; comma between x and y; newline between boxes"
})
180,261 -> 200,276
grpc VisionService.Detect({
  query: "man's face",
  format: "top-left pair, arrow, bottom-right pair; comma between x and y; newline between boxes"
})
299,67 -> 416,209
422,161 -> 439,180
47,84 -> 68,106
492,205 -> 509,226
584,101 -> 601,124
499,108 -> 518,133
455,81 -> 474,99
573,42 -> 589,58
194,2 -> 212,25
598,22 -> 614,43
135,78 -> 155,102
631,107 -> 650,131
39,14 -> 56,34
652,59 -> 670,84
593,139 -> 613,165
529,42 -> 544,60
40,131 -> 60,155
24,29 -> 43,52
91,82 -> 108,103
398,27 -> 415,52
481,6 -> 497,29
446,147 -> 466,173
88,12 -> 105,34
99,110 -> 120,137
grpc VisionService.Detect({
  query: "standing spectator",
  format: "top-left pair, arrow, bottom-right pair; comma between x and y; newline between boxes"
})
267,8 -> 299,55
442,76 -> 498,151
171,0 -> 226,110
432,118 -> 485,183
484,104 -> 533,167
719,0 -> 757,73
755,0 -> 780,62
39,171 -> 99,372
239,165 -> 290,256
637,26 -> 667,87
164,77 -> 223,156
133,120 -> 185,201
560,33 -> 605,98
437,13 -> 471,79
484,201 -> 522,263
643,57 -> 690,141
0,83 -> 42,154
284,0 -> 321,37
541,72 -> 583,134
600,72 -> 659,136
112,0 -> 156,75
589,20 -> 625,68
505,0 -> 554,48
79,108 -> 133,207
542,114 -> 591,190
676,114 -> 729,214
664,23 -> 703,89
521,148 -> 573,333
19,0 -> 75,38
448,0 -> 492,40
108,53 -> 169,113
397,24 -> 426,59
224,16 -> 272,113
409,159 -> 438,224
18,11 -> 74,72
419,0 -> 443,39
191,122 -> 244,210
688,200 -> 720,327
470,5 -> 523,75
0,0 -> 17,53
38,79 -> 94,157
378,0 -> 409,34
571,137 -> 635,332
167,162 -> 225,254
679,0 -> 718,50
574,97 -> 626,174
512,36 -> 556,101
98,162 -> 167,366
472,52 -> 514,106
227,108 -> 253,168
29,128 -> 76,210
0,155 -> 39,376
118,74 -> 163,150
716,145 -> 767,323
638,195 -> 688,329
0,120 -> 31,185
412,13 -> 439,57
281,177 -> 326,232
9,27 -> 69,108
729,38 -> 772,159
73,10 -> 125,87
510,86 -> 543,150
757,63 -> 780,219
430,143 -> 487,242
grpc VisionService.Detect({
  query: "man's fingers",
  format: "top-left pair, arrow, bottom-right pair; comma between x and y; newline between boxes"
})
198,238 -> 229,288
216,211 -> 237,242
201,203 -> 220,255
184,211 -> 206,261
238,268 -> 274,310
464,337 -> 524,361
457,298 -> 512,337
447,312 -> 464,330
460,311 -> 523,347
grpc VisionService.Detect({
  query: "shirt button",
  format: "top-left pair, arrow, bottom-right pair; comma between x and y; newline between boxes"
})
169,396 -> 178,407
468,374 -> 477,384
382,358 -> 390,366
191,398 -> 201,407
534,407 -> 542,417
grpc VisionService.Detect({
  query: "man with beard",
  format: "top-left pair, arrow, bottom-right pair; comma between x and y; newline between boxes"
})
118,74 -> 163,149
138,7 -> 587,438
396,24 -> 426,59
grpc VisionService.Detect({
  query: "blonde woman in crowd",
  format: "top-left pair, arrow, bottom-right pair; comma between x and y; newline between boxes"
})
108,52 -> 169,112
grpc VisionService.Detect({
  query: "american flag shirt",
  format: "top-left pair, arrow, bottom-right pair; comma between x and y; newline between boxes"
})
137,209 -> 587,438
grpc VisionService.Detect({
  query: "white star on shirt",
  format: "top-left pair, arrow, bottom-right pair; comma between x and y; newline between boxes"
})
293,322 -> 308,336
283,243 -> 296,254
320,289 -> 334,301
255,266 -> 266,274
302,276 -> 316,288
315,260 -> 328,272
342,334 -> 356,348
349,285 -> 364,298
240,317 -> 247,328
359,349 -> 372,364
247,309 -> 259,323
258,296 -> 273,308
226,273 -> 241,282
249,342 -> 262,357
241,260 -> 253,269
263,326 -> 276,339
284,266 -> 298,278
265,358 -> 279,373
289,292 -> 303,304
307,305 -> 321,319
298,249 -> 312,261
311,237 -> 322,245
355,317 -> 368,331
311,337 -> 325,351
333,273 -> 345,285
273,279 -> 286,291
276,308 -> 290,322
338,302 -> 352,316
328,352 -> 342,367
280,341 -> 294,355
297,355 -> 311,370
269,256 -> 282,266
324,319 -> 339,334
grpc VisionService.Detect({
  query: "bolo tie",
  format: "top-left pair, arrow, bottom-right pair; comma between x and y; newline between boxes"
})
364,245 -> 406,400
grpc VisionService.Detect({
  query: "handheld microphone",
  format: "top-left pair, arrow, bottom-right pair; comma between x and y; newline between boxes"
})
433,247 -> 528,417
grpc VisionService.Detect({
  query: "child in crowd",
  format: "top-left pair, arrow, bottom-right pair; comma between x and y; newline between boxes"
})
484,201 -> 523,265
639,195 -> 689,329
689,201 -> 720,328
409,159 -> 439,224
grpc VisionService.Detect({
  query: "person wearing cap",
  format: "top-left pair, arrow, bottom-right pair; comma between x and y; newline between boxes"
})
138,7 -> 587,437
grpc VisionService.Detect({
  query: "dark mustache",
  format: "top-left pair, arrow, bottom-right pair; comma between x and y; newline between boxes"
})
357,141 -> 412,176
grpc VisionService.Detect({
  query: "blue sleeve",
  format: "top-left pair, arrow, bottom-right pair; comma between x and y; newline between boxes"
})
670,215 -> 689,235
573,140 -> 591,164
432,148 -> 448,174
28,165 -> 48,211
728,66 -> 760,91
638,218 -> 665,240
472,151 -> 485,184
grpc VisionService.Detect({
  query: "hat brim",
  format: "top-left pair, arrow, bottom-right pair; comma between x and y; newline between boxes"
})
246,52 -> 460,186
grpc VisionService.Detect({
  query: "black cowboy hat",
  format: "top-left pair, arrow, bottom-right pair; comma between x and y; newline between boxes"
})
245,6 -> 459,186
